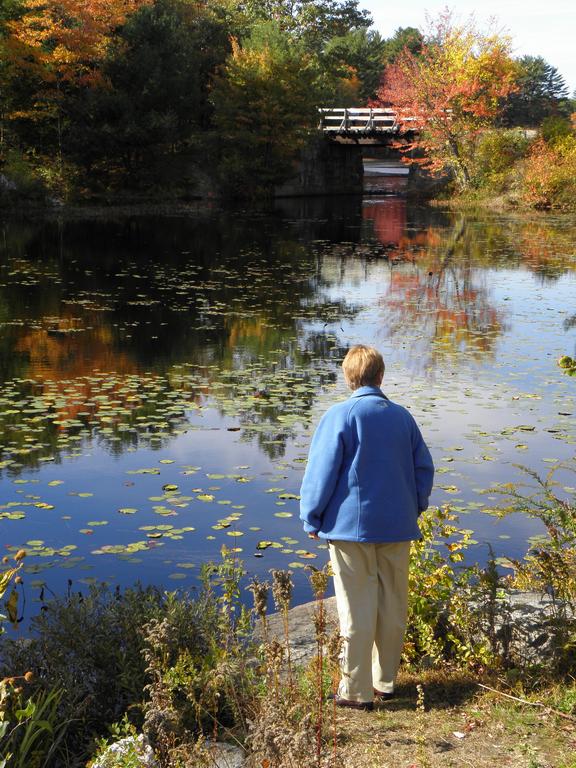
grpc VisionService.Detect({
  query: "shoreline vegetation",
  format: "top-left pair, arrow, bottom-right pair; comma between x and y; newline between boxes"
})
2,465 -> 576,767
2,174 -> 576,219
1,3 -> 575,212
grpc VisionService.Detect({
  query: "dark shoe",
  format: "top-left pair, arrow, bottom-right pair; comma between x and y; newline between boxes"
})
374,688 -> 395,701
328,693 -> 374,712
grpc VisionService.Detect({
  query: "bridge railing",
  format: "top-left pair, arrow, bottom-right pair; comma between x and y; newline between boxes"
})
318,107 -> 399,133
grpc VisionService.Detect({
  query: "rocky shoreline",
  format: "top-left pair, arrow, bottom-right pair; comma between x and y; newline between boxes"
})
263,590 -> 571,669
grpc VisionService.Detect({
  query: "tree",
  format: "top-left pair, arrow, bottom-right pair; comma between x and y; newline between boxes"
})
381,26 -> 423,63
0,0 -> 24,160
4,0 -> 151,168
322,28 -> 385,102
375,12 -> 518,190
211,21 -> 322,197
240,0 -> 371,50
0,0 -> 23,25
7,0 -> 152,85
66,0 -> 231,173
501,55 -> 571,127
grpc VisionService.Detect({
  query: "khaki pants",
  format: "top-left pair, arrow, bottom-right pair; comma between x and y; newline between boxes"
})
329,540 -> 411,702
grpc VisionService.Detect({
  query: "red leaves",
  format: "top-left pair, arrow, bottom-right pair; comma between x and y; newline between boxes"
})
372,12 -> 518,186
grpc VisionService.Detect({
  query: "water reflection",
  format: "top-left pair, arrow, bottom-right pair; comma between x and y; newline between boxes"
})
362,198 -> 407,247
0,201 -> 575,606
378,219 -> 506,373
1,204 -> 575,432
0,212 -> 359,381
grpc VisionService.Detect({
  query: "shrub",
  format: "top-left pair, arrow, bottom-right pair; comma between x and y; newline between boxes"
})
496,463 -> 576,673
541,115 -> 574,145
406,505 -> 495,668
142,553 -> 254,766
0,583 -> 167,761
469,128 -> 531,192
519,134 -> 576,210
0,150 -> 46,202
499,465 -> 576,604
0,572 -> 255,767
88,716 -> 155,768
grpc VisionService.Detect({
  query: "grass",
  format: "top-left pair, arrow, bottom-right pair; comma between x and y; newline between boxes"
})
334,670 -> 576,768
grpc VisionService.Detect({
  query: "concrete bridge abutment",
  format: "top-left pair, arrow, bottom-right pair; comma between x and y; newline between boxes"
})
275,137 -> 364,197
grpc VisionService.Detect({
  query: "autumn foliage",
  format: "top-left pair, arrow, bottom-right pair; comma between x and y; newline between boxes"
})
211,28 -> 321,197
0,2 -> 574,204
520,134 -> 576,210
0,0 -> 379,198
375,12 -> 518,189
7,0 -> 152,85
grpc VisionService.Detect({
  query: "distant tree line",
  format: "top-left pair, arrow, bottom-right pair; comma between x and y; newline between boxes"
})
0,0 -> 385,199
0,0 -> 573,202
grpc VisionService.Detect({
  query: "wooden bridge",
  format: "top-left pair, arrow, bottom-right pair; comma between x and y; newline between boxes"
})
278,107 -> 419,195
318,108 -> 416,145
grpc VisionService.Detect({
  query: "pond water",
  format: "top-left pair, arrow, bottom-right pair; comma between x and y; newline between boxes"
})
1,194 -> 575,617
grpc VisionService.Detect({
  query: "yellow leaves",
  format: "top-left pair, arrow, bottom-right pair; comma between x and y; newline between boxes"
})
380,11 -> 516,128
376,11 -> 519,190
7,0 -> 153,85
521,134 -> 576,209
0,568 -> 19,601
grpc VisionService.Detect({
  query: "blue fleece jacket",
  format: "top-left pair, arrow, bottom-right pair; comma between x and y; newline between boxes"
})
299,386 -> 434,542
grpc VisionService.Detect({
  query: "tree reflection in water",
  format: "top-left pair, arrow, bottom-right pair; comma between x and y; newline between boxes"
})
365,208 -> 507,374
364,199 -> 575,374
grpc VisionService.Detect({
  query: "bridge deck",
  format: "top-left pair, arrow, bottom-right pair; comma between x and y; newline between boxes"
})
319,108 -> 417,144
319,108 -> 398,134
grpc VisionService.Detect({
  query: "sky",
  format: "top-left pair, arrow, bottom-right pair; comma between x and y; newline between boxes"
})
361,0 -> 576,95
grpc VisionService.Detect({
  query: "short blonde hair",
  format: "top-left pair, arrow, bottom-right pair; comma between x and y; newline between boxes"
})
342,345 -> 385,390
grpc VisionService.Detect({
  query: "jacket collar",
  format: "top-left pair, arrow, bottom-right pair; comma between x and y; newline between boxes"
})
350,386 -> 388,399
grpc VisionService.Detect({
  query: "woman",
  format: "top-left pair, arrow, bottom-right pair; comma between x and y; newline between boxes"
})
300,345 -> 434,710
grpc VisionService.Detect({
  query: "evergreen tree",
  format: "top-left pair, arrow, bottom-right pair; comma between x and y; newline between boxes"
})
382,26 -> 423,63
66,0 -> 231,173
241,0 -> 371,49
322,28 -> 385,102
502,55 -> 571,126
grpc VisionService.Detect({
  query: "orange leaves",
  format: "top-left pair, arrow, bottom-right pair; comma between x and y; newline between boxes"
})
374,12 -> 518,187
379,27 -> 516,129
7,0 -> 152,85
520,135 -> 576,210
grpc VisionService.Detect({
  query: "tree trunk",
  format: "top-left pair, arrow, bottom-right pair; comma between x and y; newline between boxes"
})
448,136 -> 471,188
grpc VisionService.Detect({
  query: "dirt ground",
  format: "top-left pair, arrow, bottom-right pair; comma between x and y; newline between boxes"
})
263,601 -> 576,768
333,671 -> 576,768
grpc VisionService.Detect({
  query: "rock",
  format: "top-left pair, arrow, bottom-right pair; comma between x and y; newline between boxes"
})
202,742 -> 246,768
485,590 -> 575,666
90,734 -> 157,768
260,596 -> 338,665
262,591 -> 574,668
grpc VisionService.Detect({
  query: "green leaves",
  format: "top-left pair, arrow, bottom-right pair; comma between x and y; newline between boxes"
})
558,356 -> 576,376
211,21 -> 323,196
